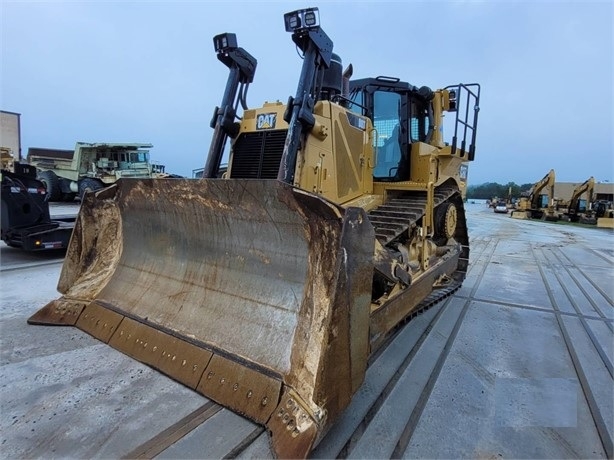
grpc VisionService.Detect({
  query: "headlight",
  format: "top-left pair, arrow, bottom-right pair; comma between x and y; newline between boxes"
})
213,33 -> 238,53
284,7 -> 320,33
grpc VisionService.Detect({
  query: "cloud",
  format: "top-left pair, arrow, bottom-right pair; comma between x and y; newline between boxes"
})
1,1 -> 612,183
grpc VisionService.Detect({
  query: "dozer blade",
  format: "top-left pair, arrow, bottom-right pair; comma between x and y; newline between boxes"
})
28,178 -> 375,458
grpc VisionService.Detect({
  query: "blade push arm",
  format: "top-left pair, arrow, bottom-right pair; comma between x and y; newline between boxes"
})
203,33 -> 257,179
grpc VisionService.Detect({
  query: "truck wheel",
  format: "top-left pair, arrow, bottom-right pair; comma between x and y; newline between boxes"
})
62,192 -> 77,202
37,170 -> 62,202
78,178 -> 104,200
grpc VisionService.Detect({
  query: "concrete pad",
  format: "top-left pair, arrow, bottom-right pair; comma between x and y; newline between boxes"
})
0,344 -> 207,459
475,253 -> 552,309
156,409 -> 258,459
494,377 -> 578,427
402,302 -> 606,459
347,298 -> 466,459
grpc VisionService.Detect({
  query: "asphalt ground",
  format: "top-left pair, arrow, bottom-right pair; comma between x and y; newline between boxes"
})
1,202 -> 612,459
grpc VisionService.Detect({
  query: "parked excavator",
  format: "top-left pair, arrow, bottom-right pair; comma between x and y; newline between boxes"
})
28,8 -> 480,458
511,169 -> 558,220
561,176 -> 596,223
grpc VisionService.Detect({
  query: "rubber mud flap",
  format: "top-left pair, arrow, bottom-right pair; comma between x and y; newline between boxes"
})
29,178 -> 375,459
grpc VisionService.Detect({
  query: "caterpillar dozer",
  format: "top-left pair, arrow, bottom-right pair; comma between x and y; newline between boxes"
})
29,8 -> 480,458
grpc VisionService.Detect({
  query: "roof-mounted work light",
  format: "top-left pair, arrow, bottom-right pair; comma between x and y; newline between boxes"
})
284,7 -> 320,32
446,87 -> 458,112
213,33 -> 238,53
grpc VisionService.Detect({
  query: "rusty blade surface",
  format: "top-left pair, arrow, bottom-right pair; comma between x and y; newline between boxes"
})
29,178 -> 375,458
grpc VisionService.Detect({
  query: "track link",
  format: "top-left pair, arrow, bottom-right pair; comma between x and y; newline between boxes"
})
366,183 -> 469,322
368,185 -> 459,244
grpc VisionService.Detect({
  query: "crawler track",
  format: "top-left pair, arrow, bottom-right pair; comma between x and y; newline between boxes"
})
366,184 -> 469,323
368,184 -> 469,276
368,185 -> 460,245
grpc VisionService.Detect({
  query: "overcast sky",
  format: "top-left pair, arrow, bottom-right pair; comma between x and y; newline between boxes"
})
1,1 -> 612,185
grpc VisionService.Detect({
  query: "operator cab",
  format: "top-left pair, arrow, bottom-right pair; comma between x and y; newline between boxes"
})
346,77 -> 435,182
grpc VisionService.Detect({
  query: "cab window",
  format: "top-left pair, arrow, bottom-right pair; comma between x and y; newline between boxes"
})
373,91 -> 402,179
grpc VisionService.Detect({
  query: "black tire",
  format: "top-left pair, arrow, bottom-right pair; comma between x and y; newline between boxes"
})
37,170 -> 62,202
78,178 -> 104,200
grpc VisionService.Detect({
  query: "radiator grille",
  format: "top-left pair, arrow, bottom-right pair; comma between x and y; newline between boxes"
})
229,129 -> 287,179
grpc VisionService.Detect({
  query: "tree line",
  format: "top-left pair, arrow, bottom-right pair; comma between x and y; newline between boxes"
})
466,182 -> 534,200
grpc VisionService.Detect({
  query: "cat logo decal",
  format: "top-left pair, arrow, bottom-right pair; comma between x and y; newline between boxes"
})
256,113 -> 277,130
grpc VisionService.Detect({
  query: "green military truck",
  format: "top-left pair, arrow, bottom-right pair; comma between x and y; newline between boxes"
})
27,142 -> 161,201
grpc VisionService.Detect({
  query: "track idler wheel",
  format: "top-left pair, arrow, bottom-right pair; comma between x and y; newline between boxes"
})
435,201 -> 458,241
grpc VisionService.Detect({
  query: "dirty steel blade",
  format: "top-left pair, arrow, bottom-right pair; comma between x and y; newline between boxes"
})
29,178 -> 375,458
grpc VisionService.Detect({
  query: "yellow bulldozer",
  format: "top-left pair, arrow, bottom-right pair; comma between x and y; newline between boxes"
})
29,8 -> 480,458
